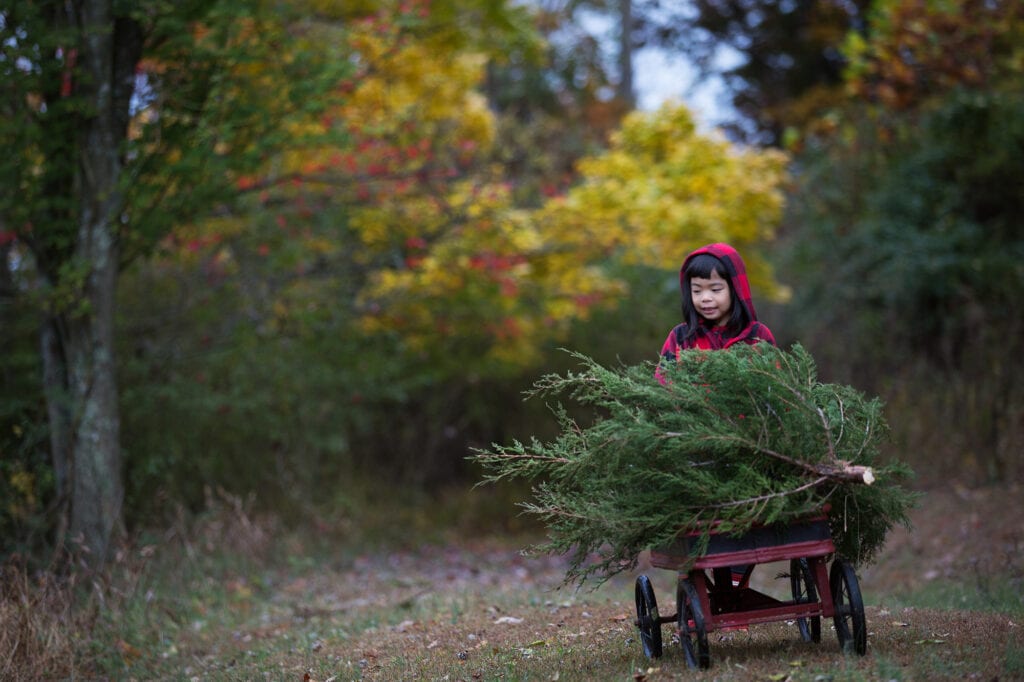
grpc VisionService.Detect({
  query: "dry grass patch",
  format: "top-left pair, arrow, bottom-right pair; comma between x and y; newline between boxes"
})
0,561 -> 78,680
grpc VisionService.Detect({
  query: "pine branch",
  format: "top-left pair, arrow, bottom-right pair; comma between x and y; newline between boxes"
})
705,476 -> 829,509
682,432 -> 876,484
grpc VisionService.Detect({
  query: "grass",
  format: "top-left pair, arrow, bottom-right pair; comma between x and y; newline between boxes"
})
881,576 -> 1024,614
2,484 -> 1022,680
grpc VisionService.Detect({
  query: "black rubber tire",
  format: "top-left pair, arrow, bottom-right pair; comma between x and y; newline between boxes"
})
635,575 -> 663,658
677,577 -> 710,669
790,558 -> 822,643
830,559 -> 867,655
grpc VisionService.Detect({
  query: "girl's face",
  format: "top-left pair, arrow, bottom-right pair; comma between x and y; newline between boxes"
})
690,269 -> 733,327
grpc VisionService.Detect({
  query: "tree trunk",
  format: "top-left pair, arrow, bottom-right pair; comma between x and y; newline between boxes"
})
617,0 -> 635,108
40,316 -> 73,550
65,251 -> 123,564
54,0 -> 140,565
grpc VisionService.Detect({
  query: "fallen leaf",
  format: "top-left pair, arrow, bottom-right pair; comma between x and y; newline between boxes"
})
116,639 -> 143,665
634,666 -> 660,680
225,579 -> 253,599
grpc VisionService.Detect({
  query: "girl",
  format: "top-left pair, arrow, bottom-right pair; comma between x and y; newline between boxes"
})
659,242 -> 775,363
658,242 -> 776,590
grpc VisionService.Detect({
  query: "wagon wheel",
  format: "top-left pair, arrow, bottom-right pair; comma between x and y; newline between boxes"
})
634,575 -> 663,658
830,559 -> 867,655
677,577 -> 710,669
790,558 -> 821,643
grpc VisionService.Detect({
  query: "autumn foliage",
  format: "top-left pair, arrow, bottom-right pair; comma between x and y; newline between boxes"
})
843,0 -> 1024,110
177,0 -> 790,375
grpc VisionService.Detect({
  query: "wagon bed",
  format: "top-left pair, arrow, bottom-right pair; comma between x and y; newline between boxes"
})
634,513 -> 867,669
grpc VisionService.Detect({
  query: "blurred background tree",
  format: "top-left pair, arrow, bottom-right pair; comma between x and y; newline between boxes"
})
117,4 -> 788,521
775,0 -> 1024,484
1,0 -> 358,561
624,0 -> 873,145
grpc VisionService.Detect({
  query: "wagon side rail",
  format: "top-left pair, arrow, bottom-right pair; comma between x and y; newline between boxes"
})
649,513 -> 835,570
648,514 -> 839,631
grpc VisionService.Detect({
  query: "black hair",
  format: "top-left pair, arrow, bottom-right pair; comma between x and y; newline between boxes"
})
680,253 -> 749,343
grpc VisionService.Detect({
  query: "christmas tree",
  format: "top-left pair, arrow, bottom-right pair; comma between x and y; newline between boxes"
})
471,344 -> 918,586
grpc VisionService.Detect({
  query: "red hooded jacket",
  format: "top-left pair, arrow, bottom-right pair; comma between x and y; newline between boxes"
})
659,243 -> 775,363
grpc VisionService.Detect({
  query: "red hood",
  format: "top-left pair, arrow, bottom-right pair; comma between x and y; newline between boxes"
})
680,242 -> 759,322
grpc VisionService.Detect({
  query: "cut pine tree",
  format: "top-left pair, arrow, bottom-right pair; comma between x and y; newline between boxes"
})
470,344 -> 918,586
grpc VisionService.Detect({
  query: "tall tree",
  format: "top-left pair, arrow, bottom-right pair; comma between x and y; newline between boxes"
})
1,0 -> 144,565
0,0 -> 350,564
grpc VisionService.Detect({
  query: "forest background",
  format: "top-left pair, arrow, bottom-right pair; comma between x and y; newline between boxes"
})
1,0 -> 1022,585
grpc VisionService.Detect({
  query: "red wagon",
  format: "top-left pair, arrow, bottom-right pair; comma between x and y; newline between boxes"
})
633,512 -> 867,669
